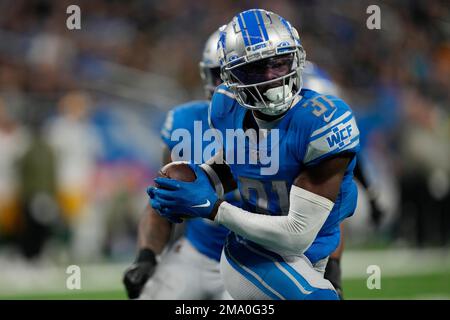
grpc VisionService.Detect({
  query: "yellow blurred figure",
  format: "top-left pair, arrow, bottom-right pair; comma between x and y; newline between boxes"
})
45,91 -> 101,224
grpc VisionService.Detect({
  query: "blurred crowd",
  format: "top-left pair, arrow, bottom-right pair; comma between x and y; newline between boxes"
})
0,0 -> 448,263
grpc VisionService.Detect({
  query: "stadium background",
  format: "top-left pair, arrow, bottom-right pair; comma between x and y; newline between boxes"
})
0,0 -> 448,299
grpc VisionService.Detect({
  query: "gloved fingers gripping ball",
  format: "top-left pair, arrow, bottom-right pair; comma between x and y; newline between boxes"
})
149,161 -> 219,220
158,161 -> 197,183
156,161 -> 197,220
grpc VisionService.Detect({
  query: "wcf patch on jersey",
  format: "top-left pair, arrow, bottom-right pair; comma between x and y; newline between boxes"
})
326,123 -> 355,148
304,116 -> 360,164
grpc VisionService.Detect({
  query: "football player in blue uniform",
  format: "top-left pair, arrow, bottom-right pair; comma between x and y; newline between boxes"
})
148,9 -> 361,300
123,27 -> 236,299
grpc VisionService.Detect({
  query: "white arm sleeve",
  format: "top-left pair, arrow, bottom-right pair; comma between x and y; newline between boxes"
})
215,185 -> 334,255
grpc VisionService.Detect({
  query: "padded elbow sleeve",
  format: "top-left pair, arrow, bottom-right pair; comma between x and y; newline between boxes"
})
216,185 -> 334,255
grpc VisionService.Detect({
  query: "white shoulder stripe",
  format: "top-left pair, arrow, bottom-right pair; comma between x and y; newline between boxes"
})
310,111 -> 352,138
216,88 -> 235,99
304,115 -> 360,164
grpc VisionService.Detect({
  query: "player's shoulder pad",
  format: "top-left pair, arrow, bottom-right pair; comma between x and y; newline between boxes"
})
161,100 -> 208,143
298,90 -> 360,166
209,84 -> 238,128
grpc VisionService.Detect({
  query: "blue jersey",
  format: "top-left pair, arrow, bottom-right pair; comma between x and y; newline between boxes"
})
209,85 -> 360,263
160,100 -> 233,262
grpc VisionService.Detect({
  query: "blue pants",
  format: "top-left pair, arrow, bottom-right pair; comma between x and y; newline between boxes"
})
220,234 -> 339,300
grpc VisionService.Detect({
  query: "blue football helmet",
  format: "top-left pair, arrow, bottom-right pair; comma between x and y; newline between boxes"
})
218,9 -> 306,116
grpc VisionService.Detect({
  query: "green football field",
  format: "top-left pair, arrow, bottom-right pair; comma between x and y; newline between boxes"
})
344,270 -> 450,299
2,270 -> 449,300
1,248 -> 449,300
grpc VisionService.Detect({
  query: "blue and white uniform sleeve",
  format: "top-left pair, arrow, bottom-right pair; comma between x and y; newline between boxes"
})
208,84 -> 236,130
303,97 -> 360,166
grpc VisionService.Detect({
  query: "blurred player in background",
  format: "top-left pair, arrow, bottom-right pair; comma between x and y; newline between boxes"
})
149,9 -> 361,300
123,27 -> 236,300
0,98 -> 28,240
45,91 -> 103,260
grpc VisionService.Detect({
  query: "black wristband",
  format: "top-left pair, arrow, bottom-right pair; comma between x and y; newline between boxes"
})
135,248 -> 157,265
328,257 -> 340,266
325,258 -> 342,289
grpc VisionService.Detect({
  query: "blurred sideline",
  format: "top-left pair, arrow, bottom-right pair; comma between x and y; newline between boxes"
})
0,248 -> 449,297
